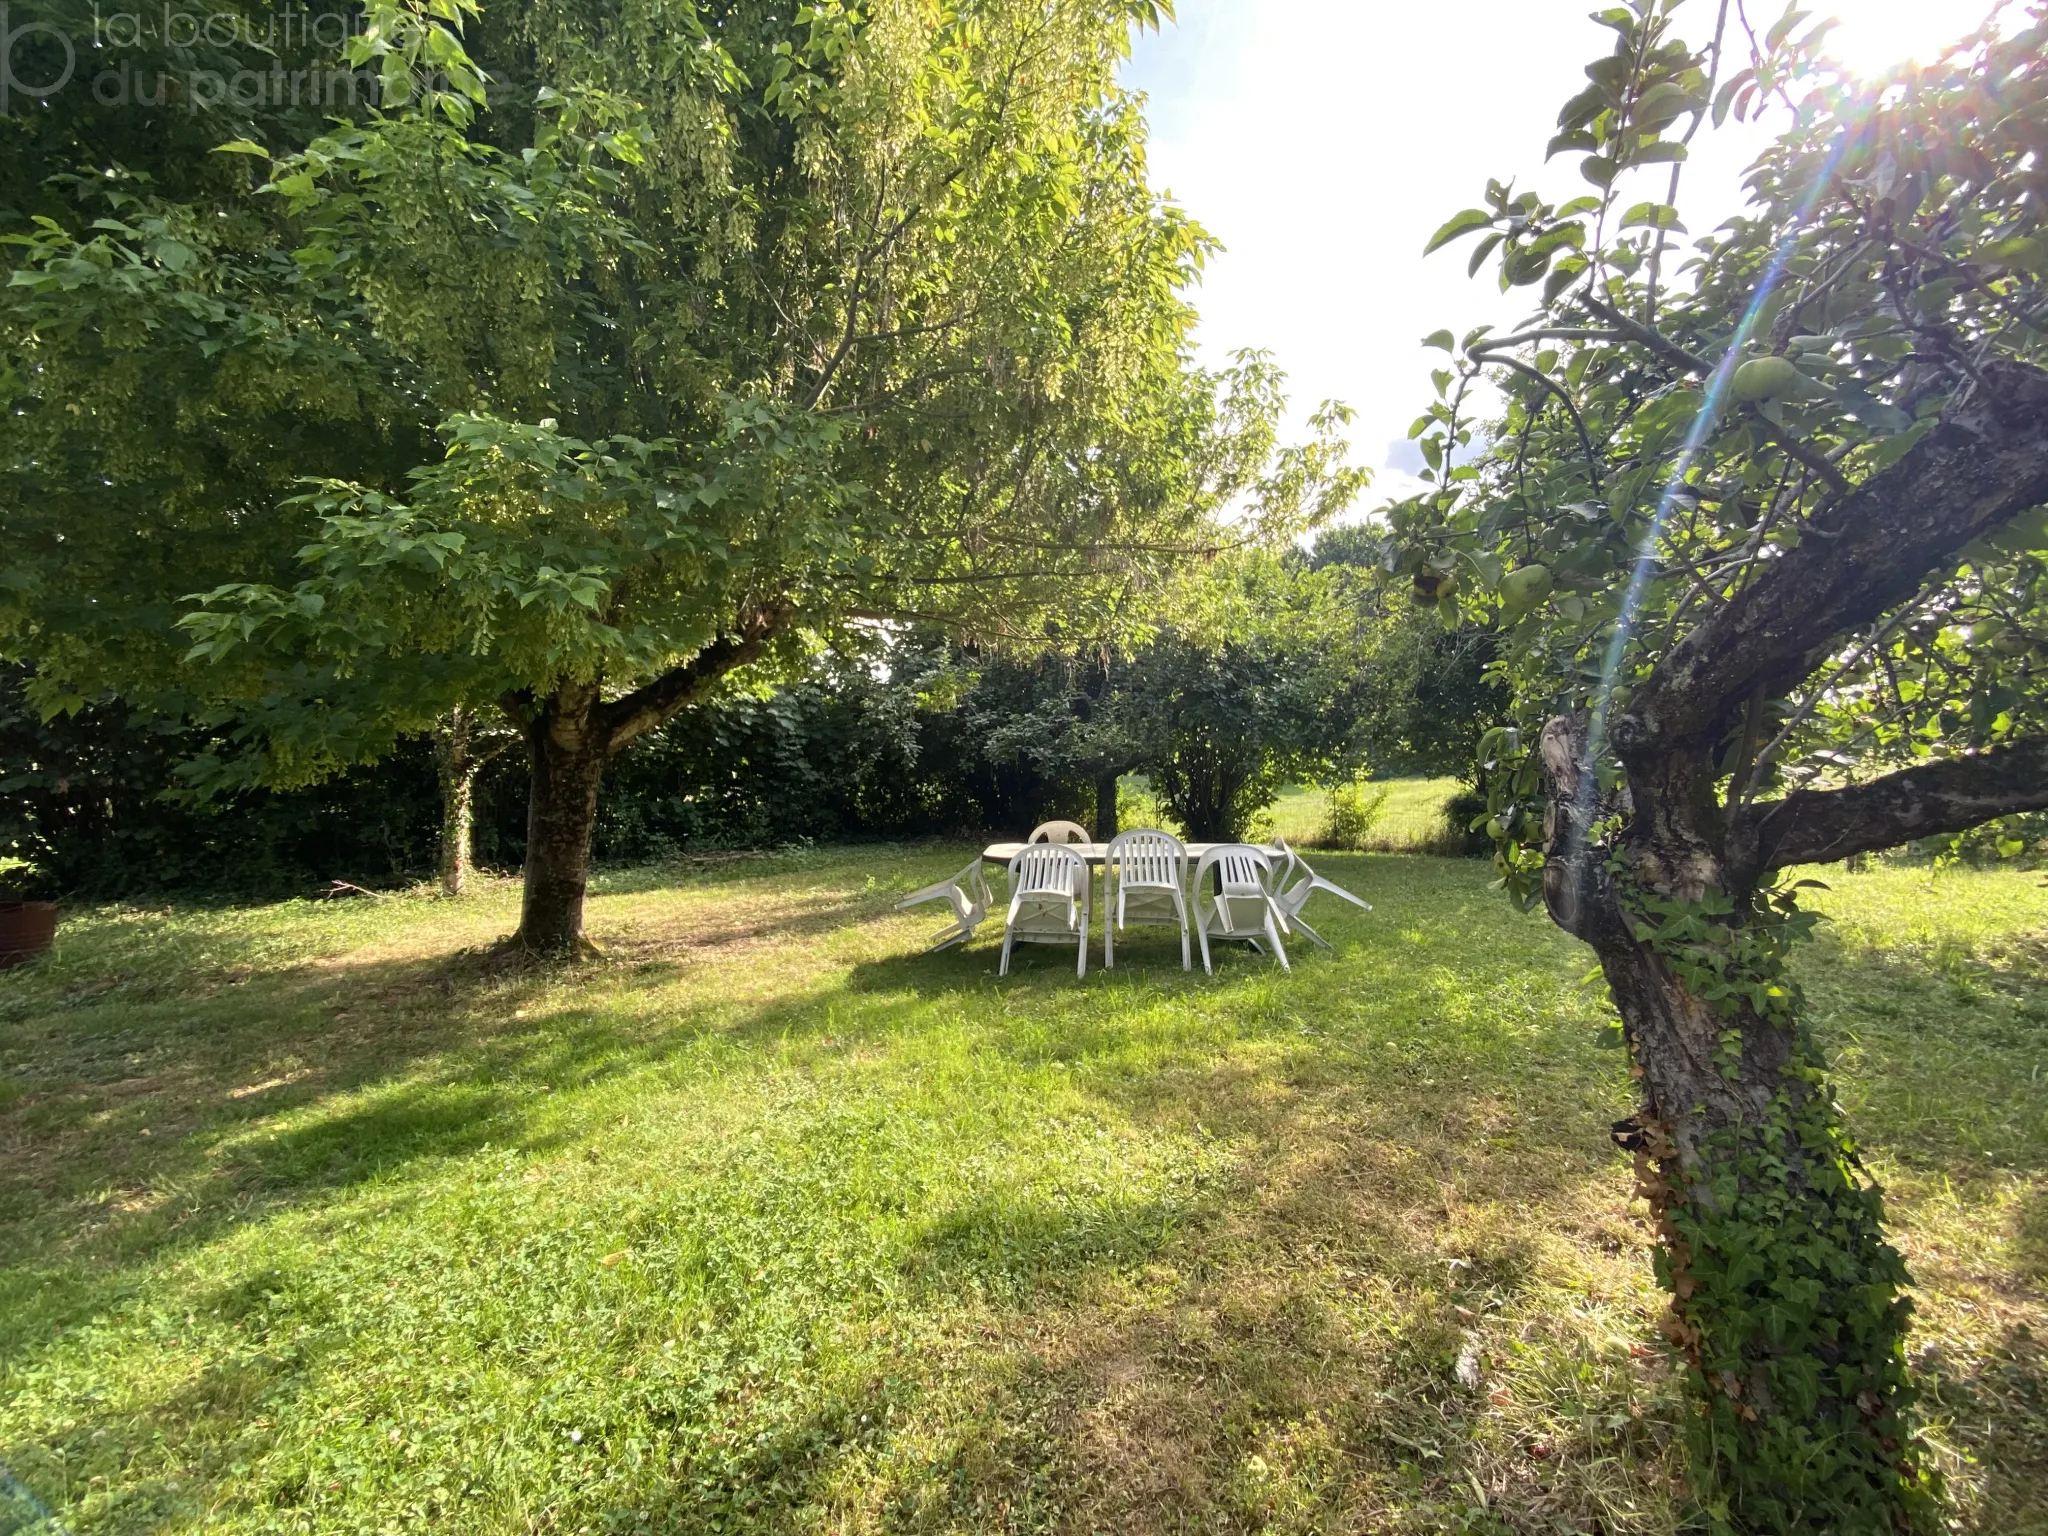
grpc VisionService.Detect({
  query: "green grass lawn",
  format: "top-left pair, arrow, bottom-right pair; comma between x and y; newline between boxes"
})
1264,779 -> 1466,853
2,850 -> 2045,1533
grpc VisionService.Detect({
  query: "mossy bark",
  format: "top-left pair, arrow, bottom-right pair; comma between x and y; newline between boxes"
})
1537,715 -> 1936,1530
435,707 -> 480,899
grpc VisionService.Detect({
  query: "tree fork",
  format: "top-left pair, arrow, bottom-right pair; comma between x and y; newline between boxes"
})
511,615 -> 785,953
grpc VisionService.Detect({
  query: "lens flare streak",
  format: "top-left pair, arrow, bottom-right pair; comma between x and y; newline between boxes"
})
1568,135 -> 1850,869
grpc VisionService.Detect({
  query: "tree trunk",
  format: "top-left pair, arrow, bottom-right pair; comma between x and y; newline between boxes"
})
1537,716 -> 1932,1529
1212,763 -> 1245,842
515,685 -> 611,953
1594,916 -> 1924,1528
1162,751 -> 1237,842
1095,769 -> 1120,840
435,707 -> 480,899
499,612 -> 788,954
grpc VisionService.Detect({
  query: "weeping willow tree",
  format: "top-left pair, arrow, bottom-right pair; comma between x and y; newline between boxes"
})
1384,1 -> 2047,1524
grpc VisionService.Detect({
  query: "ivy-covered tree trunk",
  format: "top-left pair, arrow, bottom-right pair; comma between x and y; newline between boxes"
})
435,706 -> 482,899
1391,0 -> 2048,1512
1536,716 -> 1932,1529
516,684 -> 612,954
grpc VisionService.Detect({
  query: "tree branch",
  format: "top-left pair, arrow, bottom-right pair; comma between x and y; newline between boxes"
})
1749,410 -> 1853,495
1616,359 -> 2048,759
599,608 -> 787,755
1736,575 -> 1944,803
1729,738 -> 2048,876
1575,293 -> 1849,491
1577,292 -> 1712,373
1470,345 -> 1605,492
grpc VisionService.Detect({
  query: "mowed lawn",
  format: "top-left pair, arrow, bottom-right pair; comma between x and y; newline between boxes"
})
2,851 -> 2045,1534
1263,778 -> 1468,853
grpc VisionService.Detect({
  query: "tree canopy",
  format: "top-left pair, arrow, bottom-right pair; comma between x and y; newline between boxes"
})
1,0 -> 1326,948
1383,0 -> 2048,1522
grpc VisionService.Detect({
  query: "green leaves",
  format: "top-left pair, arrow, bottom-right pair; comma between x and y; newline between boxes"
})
1984,234 -> 2048,276
345,0 -> 490,127
1831,383 -> 1910,435
1380,0 -> 2048,827
1765,5 -> 1810,52
8,0 -> 1274,794
1712,68 -> 1756,126
1555,81 -> 1608,133
1423,209 -> 1494,255
1633,81 -> 1703,131
1619,201 -> 1686,233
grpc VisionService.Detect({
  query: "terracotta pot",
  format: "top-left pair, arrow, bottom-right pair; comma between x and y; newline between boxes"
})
0,900 -> 57,968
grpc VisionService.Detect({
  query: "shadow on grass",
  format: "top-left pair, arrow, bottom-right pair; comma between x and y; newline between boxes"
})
851,1040 -> 1664,1533
3,853 -> 2043,1532
902,1189 -> 1197,1307
1800,925 -> 2048,1181
841,943 -> 1229,998
1917,1318 -> 2048,1532
0,877 -> 894,1310
0,852 -> 1648,1532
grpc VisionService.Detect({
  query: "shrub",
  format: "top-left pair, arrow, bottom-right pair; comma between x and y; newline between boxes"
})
1316,778 -> 1390,850
1438,787 -> 1493,856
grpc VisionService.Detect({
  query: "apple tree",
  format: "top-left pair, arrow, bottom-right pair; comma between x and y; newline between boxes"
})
1383,1 -> 2048,1524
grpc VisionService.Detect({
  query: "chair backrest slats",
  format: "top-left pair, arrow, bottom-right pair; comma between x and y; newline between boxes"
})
1191,843 -> 1276,933
1011,843 -> 1084,899
1106,829 -> 1185,889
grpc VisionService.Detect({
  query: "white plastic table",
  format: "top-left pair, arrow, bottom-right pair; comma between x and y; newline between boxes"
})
980,841 -> 1239,865
981,841 -> 1280,901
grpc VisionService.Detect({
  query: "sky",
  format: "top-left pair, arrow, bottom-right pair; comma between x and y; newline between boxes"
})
1120,0 -> 1995,507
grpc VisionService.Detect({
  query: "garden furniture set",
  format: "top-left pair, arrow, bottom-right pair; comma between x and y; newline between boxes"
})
896,822 -> 1370,977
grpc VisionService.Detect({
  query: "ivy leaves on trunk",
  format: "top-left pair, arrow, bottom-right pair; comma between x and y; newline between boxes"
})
1386,0 -> 2047,1523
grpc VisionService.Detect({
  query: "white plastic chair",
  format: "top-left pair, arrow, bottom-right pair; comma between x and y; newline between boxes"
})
1190,843 -> 1289,974
895,858 -> 995,953
1028,820 -> 1091,845
1001,843 -> 1091,977
1267,838 -> 1371,950
1103,829 -> 1190,970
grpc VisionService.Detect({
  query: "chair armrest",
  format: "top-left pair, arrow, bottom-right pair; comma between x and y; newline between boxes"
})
896,879 -> 960,910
